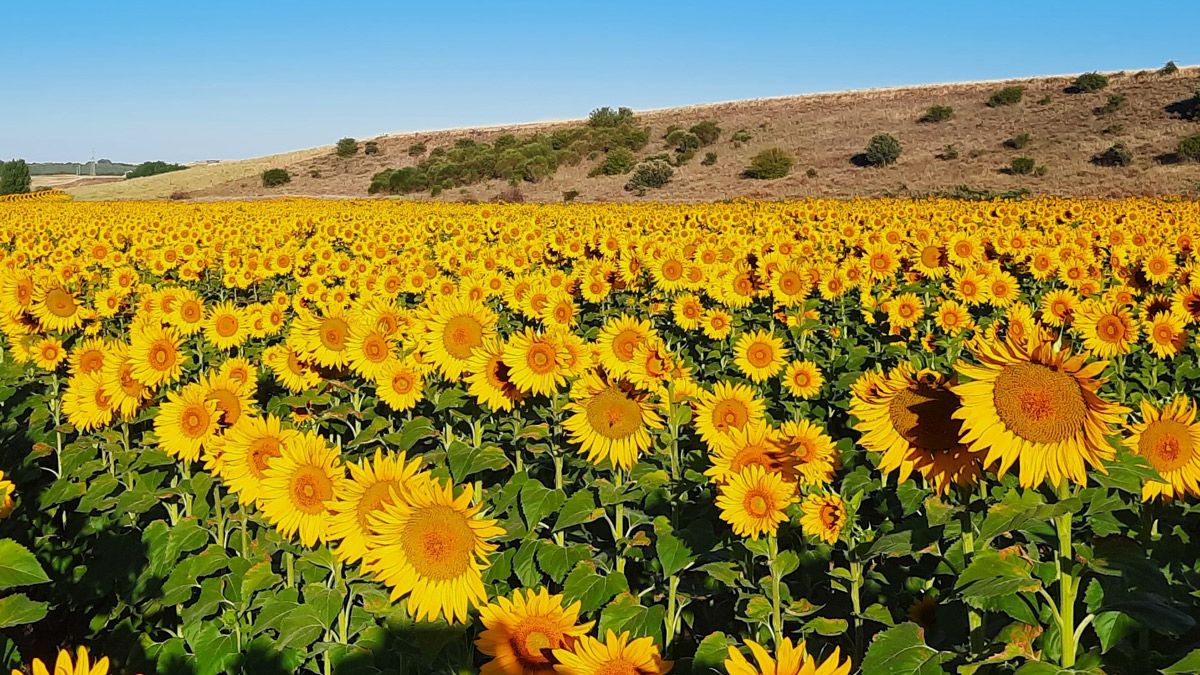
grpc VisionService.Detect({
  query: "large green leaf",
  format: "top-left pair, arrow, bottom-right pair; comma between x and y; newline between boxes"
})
956,549 -> 1041,602
0,593 -> 49,628
0,539 -> 50,591
553,490 -> 603,532
861,623 -> 952,675
562,562 -> 628,612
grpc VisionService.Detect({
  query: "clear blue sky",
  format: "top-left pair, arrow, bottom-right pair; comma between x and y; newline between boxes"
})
1,1 -> 1195,163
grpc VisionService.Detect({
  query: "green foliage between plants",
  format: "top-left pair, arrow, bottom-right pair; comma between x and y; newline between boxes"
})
1094,143 -> 1134,167
701,152 -> 718,166
261,168 -> 291,187
743,148 -> 794,179
1179,135 -> 1200,163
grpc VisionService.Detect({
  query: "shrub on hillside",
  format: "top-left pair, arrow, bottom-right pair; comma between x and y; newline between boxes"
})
590,148 -> 636,176
988,86 -> 1024,107
919,105 -> 954,123
701,152 -> 718,166
588,106 -> 635,128
730,129 -> 753,147
408,142 -> 427,157
864,134 -> 902,166
1008,157 -> 1036,175
1160,61 -> 1179,76
364,141 -> 379,156
1005,133 -> 1032,150
1093,143 -> 1133,167
261,168 -> 291,187
0,160 -> 31,196
336,138 -> 358,158
743,148 -> 793,179
1179,135 -> 1200,162
690,120 -> 722,145
624,159 -> 674,194
562,189 -> 580,202
1072,72 -> 1109,93
1095,94 -> 1127,115
127,161 -> 187,179
937,144 -> 960,161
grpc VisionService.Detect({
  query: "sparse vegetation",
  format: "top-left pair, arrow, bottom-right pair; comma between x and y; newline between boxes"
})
805,168 -> 818,178
988,86 -> 1025,107
1095,94 -> 1127,115
624,159 -> 674,194
126,161 -> 188,179
730,129 -> 753,147
261,168 -> 291,187
743,148 -> 794,179
1160,61 -> 1180,76
587,106 -> 635,128
1093,143 -> 1134,167
1005,133 -> 1032,150
701,152 -> 718,166
168,190 -> 189,200
407,142 -> 427,157
562,189 -> 579,202
690,120 -> 722,145
0,160 -> 31,195
590,147 -> 636,176
309,169 -> 321,178
364,141 -> 379,156
1179,134 -> 1200,162
1008,157 -> 1038,175
335,138 -> 359,158
937,144 -> 960,161
1071,72 -> 1109,93
1037,95 -> 1052,105
864,134 -> 902,167
938,185 -> 1032,200
919,105 -> 954,123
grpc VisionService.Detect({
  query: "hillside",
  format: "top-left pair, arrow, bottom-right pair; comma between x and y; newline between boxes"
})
69,66 -> 1200,202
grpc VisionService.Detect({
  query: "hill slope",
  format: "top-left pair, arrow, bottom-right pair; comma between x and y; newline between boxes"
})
69,67 -> 1200,202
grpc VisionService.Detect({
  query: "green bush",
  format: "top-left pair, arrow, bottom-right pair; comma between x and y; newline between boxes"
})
0,160 -> 31,195
588,106 -> 635,128
864,134 -> 902,166
1037,94 -> 1052,105
1072,72 -> 1109,93
701,152 -> 718,166
689,120 -> 722,145
805,167 -> 818,178
1095,94 -> 1127,115
590,148 -> 636,176
562,189 -> 580,202
1160,60 -> 1179,75
988,86 -> 1025,107
743,147 -> 793,179
919,105 -> 954,123
1179,135 -> 1200,162
127,161 -> 187,179
730,129 -> 753,146
624,159 -> 674,194
336,138 -> 358,158
408,142 -> 427,157
261,168 -> 291,187
1009,157 -> 1036,175
1005,133 -> 1031,150
1093,143 -> 1133,167
364,141 -> 379,156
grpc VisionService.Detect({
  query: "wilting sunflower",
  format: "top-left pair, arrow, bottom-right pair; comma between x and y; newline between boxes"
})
1073,302 -> 1137,357
563,371 -> 663,470
259,430 -> 347,547
475,587 -> 595,675
13,646 -> 131,675
154,383 -> 222,463
716,466 -> 796,539
128,323 -> 185,388
1125,396 -> 1200,501
850,365 -> 983,495
1144,312 -> 1188,359
363,478 -> 503,624
0,469 -> 14,518
954,335 -> 1129,488
734,330 -> 789,383
725,638 -> 851,675
772,420 -> 839,487
552,630 -> 672,675
705,423 -> 790,484
466,338 -> 524,412
63,371 -> 115,432
782,360 -> 823,399
694,382 -> 766,449
374,357 -> 425,412
422,296 -> 498,380
799,492 -> 846,545
327,449 -> 428,564
503,328 -> 568,397
597,314 -> 654,376
218,414 -> 296,506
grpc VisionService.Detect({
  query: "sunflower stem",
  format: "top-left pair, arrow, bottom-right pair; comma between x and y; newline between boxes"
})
285,551 -> 295,588
665,574 -> 680,652
1055,480 -> 1079,668
240,502 -> 249,560
214,480 -> 226,548
959,496 -> 985,653
553,453 -> 565,546
768,534 -> 783,648
613,469 -> 626,574
850,556 -> 864,665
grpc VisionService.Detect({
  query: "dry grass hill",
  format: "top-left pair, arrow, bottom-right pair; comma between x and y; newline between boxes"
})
68,66 -> 1200,202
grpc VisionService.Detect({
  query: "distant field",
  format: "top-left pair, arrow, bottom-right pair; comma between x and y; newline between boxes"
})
31,174 -> 123,189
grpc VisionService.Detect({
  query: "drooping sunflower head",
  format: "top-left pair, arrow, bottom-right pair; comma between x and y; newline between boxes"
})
799,492 -> 847,546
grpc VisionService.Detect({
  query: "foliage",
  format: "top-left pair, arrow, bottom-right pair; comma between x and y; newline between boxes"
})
261,168 -> 291,187
1009,156 -> 1036,174
743,147 -> 794,179
363,141 -> 379,156
1072,72 -> 1110,93
1095,94 -> 1127,115
587,106 -> 635,128
864,133 -> 902,166
1179,134 -> 1200,162
1093,143 -> 1134,167
623,159 -> 674,194
562,189 -> 580,202
126,161 -> 188,180
335,138 -> 358,158
1160,60 -> 1179,75
701,152 -> 718,166
937,144 -> 960,161
988,85 -> 1025,107
407,142 -> 427,157
689,120 -> 722,146
0,160 -> 32,196
590,148 -> 636,176
730,129 -> 753,146
919,105 -> 954,123
1005,132 -> 1032,150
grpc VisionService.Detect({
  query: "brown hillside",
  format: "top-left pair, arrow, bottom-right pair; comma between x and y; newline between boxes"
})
72,67 -> 1200,202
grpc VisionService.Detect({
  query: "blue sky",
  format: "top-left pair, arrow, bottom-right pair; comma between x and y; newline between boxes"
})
1,1 -> 1195,163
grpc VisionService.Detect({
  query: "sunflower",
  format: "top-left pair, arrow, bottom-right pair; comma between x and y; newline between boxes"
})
128,323 -> 184,388
725,638 -> 851,675
0,470 -> 14,518
706,422 -> 790,483
673,294 -> 704,331
31,336 -> 67,371
716,466 -> 796,539
1144,312 -> 1187,359
475,587 -> 595,675
68,337 -> 110,376
327,449 -> 428,564
466,338 -> 525,412
218,414 -> 297,506
702,308 -> 734,340
1073,302 -> 1137,358
62,371 -> 115,432
13,647 -> 131,675
199,370 -> 255,430
100,343 -> 151,419
782,360 -> 823,399
563,371 -> 662,470
1040,289 -> 1078,328
504,328 -> 568,397
259,430 -> 347,547
694,382 -> 766,449
850,365 -> 983,495
263,344 -> 322,392
772,420 -> 839,487
733,330 -> 788,383
886,292 -> 925,330
626,336 -> 676,393
597,314 -> 654,376
954,334 -> 1129,488
363,478 -> 503,623
346,322 -> 397,380
204,301 -> 248,350
374,357 -> 425,412
30,284 -> 84,332
1125,396 -> 1200,501
154,383 -> 222,463
423,296 -> 498,380
552,630 -> 672,675
290,306 -> 355,369
799,492 -> 846,545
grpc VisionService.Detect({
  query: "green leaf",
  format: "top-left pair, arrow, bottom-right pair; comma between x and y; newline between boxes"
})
448,439 -> 510,481
521,480 -> 566,531
867,530 -> 913,558
692,632 -> 732,674
76,473 -> 120,513
862,603 -> 895,626
598,594 -> 666,646
553,490 -> 602,532
240,561 -> 281,605
276,604 -> 327,650
956,549 -> 1042,602
562,562 -> 628,612
697,562 -> 740,586
0,539 -> 50,590
513,539 -> 541,588
978,490 -> 1047,543
386,416 -> 437,452
303,583 -> 344,628
537,542 -> 590,584
807,617 -> 849,636
655,527 -> 696,577
1164,649 -> 1200,674
862,623 -> 952,675
183,621 -> 239,675
0,593 -> 49,628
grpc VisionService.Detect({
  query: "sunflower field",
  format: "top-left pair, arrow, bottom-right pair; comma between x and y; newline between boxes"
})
2,198 -> 1200,675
